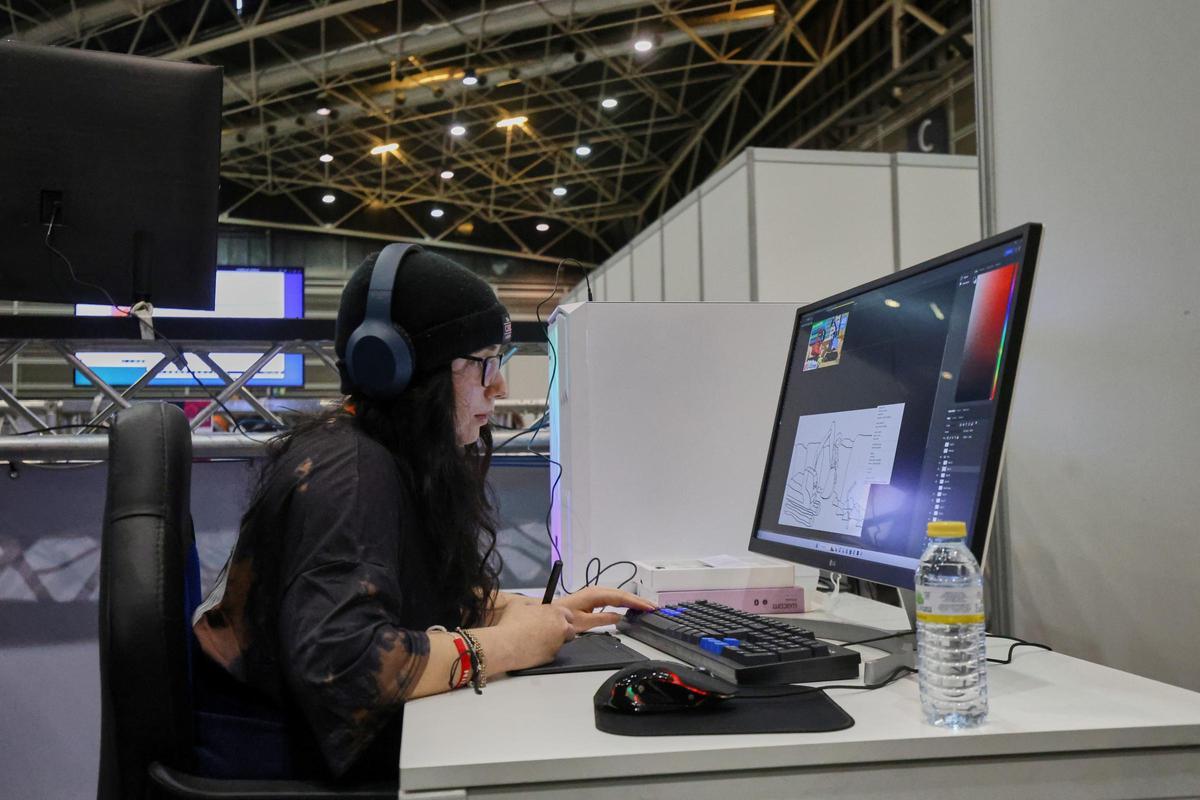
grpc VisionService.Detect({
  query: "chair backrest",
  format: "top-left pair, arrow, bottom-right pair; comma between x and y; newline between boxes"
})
98,402 -> 197,799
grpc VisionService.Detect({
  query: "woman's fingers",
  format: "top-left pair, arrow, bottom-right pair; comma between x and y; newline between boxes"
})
571,610 -> 623,631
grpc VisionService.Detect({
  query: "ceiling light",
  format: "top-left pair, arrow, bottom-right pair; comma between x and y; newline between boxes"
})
316,107 -> 332,116
319,153 -> 333,163
430,207 -> 445,218
462,67 -> 478,86
440,169 -> 455,180
574,143 -> 592,157
601,97 -> 618,109
536,222 -> 550,232
450,123 -> 467,136
496,115 -> 528,128
633,38 -> 653,53
370,142 -> 400,155
321,193 -> 336,204
552,186 -> 567,197
884,298 -> 901,308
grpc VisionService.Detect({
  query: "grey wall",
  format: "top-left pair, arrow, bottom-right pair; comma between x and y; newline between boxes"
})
978,0 -> 1200,690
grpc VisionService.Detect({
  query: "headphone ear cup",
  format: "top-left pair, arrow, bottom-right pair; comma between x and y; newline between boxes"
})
344,242 -> 421,397
345,319 -> 415,397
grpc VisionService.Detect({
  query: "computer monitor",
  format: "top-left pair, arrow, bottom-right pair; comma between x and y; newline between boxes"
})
72,267 -> 305,388
0,41 -> 220,309
748,224 -> 1042,592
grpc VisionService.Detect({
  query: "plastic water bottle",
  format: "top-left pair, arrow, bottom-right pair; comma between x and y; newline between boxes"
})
915,520 -> 988,728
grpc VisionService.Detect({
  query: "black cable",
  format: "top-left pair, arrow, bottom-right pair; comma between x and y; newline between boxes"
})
507,257 -> 637,597
584,557 -> 639,591
985,634 -> 1053,664
533,259 -> 569,592
42,214 -> 278,443
43,204 -> 117,308
10,423 -> 111,435
734,665 -> 918,699
839,630 -> 914,648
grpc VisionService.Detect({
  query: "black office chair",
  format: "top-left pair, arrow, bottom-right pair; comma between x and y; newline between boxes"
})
98,402 -> 392,799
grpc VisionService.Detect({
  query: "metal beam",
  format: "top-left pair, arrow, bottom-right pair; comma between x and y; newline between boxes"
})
219,215 -> 596,266
9,0 -> 174,45
164,0 -> 390,61
220,11 -> 775,154
220,0 -> 654,106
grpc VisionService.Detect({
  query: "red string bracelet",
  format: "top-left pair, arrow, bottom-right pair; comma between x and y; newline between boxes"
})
450,633 -> 472,689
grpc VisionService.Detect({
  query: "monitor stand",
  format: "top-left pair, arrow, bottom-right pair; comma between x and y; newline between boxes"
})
775,588 -> 917,684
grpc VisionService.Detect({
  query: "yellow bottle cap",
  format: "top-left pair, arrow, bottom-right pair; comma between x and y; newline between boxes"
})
926,521 -> 968,538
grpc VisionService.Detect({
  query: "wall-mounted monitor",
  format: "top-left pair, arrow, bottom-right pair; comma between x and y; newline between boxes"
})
0,41 -> 220,309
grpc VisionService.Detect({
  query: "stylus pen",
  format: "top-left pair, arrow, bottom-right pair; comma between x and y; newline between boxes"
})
542,560 -> 563,604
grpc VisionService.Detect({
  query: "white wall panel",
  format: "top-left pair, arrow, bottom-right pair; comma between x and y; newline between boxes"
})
661,201 -> 701,300
592,270 -> 606,301
981,0 -> 1200,691
699,163 -> 751,301
631,227 -> 663,301
753,154 -> 893,302
896,155 -> 980,267
605,251 -> 633,301
503,353 -> 549,403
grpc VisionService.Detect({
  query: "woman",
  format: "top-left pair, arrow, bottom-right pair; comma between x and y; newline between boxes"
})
192,247 -> 651,781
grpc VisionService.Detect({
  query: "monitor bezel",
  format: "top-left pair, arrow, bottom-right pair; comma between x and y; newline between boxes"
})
746,223 -> 1043,590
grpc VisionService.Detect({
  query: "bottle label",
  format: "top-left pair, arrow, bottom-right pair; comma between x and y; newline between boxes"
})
915,586 -> 984,624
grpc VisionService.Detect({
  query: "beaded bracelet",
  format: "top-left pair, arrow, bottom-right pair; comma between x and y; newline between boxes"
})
455,627 -> 487,694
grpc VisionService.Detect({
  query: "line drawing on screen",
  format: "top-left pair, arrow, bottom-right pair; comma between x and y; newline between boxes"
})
779,403 -> 904,537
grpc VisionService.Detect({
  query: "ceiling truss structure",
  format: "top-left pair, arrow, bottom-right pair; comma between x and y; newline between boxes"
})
4,0 -> 974,269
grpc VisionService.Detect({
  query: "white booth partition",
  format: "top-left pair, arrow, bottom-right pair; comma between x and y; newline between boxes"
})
661,198 -> 702,301
976,0 -> 1200,692
603,249 -> 633,302
579,147 -> 980,305
630,225 -> 663,302
751,150 -> 896,302
894,152 -> 981,267
699,158 -> 752,301
548,302 -> 798,591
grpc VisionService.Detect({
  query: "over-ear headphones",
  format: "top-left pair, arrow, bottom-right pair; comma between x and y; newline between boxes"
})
344,243 -> 421,398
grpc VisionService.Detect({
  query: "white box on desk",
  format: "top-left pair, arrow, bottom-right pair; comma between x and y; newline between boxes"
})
633,553 -> 794,593
633,554 -> 820,611
547,302 -> 801,591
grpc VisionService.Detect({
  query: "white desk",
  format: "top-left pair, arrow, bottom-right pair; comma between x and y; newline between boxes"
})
399,596 -> 1200,799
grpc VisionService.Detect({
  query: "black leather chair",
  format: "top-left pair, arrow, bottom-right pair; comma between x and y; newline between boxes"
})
98,402 -> 392,799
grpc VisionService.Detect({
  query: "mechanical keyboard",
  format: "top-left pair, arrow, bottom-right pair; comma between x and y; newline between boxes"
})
617,599 -> 862,685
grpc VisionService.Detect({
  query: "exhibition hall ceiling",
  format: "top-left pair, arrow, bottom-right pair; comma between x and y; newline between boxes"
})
4,0 -> 973,266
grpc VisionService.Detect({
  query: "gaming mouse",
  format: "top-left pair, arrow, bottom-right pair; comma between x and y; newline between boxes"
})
605,660 -> 737,714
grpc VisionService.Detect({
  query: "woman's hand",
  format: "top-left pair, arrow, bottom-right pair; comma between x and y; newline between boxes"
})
488,602 -> 577,670
552,586 -> 656,633
485,590 -> 537,625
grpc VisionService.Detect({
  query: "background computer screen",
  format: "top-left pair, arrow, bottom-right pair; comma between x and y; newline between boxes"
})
748,226 -> 1040,590
73,267 -> 305,388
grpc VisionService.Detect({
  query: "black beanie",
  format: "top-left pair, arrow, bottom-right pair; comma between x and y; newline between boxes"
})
334,248 -> 512,394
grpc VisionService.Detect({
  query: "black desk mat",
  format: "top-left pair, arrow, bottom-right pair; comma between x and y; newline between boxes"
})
593,679 -> 855,736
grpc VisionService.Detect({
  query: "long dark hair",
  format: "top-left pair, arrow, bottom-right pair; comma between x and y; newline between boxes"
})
242,366 -> 501,650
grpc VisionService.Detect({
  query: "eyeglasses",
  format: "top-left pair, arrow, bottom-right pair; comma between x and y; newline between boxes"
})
458,346 -> 517,387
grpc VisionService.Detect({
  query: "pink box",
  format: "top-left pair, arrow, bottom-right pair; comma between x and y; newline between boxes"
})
654,586 -> 808,614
